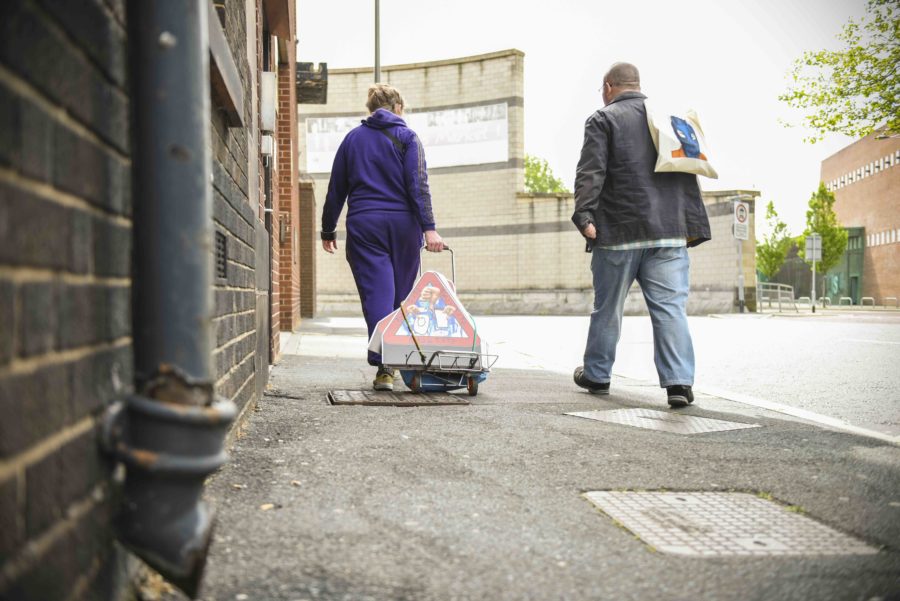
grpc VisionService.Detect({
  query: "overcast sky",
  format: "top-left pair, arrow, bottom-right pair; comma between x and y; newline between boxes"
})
297,0 -> 868,235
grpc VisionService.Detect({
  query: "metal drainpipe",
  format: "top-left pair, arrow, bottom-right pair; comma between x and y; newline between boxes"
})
101,0 -> 236,596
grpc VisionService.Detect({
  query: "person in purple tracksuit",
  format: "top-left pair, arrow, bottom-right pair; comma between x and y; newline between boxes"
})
321,84 -> 444,391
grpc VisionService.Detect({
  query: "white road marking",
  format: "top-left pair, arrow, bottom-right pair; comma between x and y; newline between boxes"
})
696,384 -> 900,446
845,338 -> 900,345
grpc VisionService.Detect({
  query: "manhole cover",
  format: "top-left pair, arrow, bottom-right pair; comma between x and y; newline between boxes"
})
566,408 -> 760,434
584,491 -> 878,556
327,390 -> 469,406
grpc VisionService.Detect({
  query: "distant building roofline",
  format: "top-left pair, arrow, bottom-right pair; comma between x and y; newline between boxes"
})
821,130 -> 900,164
327,49 -> 525,75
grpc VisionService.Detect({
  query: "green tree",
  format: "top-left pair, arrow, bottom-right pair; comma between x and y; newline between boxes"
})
756,201 -> 793,280
797,183 -> 848,274
779,0 -> 899,142
524,154 -> 569,193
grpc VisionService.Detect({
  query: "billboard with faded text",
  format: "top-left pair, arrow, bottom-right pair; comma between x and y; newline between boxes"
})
304,102 -> 509,173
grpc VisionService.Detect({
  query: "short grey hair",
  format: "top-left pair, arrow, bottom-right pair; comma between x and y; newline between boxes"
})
604,62 -> 640,89
366,83 -> 405,114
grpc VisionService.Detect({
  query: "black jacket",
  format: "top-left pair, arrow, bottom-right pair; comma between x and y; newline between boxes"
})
571,91 -> 711,248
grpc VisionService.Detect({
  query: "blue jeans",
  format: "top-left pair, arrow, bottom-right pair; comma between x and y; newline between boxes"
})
583,246 -> 694,387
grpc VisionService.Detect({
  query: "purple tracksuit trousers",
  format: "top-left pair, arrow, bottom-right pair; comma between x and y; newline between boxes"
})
346,210 -> 423,366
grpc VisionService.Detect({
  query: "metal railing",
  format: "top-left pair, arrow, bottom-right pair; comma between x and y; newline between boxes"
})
758,282 -> 799,313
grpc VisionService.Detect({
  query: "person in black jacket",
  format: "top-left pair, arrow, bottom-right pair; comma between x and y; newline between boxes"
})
571,62 -> 711,408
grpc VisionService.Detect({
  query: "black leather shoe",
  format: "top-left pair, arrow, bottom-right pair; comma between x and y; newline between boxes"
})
666,385 -> 694,408
574,366 -> 610,395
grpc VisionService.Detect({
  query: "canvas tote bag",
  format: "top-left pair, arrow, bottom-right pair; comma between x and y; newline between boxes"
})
645,102 -> 718,179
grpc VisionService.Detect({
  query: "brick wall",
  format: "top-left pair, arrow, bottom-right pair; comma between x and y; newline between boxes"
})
297,50 -> 525,315
259,31 -> 281,364
298,50 -> 756,316
1,0 -> 286,597
277,34 -> 300,332
212,0 -> 260,415
0,0 -> 132,598
821,134 -> 900,302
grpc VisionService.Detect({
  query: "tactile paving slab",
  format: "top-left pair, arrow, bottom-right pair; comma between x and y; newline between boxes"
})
584,491 -> 878,556
327,390 -> 469,406
566,408 -> 760,434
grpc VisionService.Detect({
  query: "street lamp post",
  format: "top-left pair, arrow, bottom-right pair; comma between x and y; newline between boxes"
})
374,0 -> 380,82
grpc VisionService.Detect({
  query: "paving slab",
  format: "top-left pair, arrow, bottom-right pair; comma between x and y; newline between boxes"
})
583,491 -> 878,556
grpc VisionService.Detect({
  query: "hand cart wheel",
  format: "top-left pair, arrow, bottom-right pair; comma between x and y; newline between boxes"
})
466,376 -> 478,397
409,373 -> 422,393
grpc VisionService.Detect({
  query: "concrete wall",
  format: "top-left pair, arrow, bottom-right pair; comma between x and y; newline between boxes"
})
300,50 -> 756,317
821,134 -> 900,303
298,50 -> 526,312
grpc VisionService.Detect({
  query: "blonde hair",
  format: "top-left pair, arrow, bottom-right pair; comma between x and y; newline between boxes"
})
366,83 -> 405,114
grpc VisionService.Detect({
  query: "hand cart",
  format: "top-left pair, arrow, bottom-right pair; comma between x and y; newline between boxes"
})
371,247 -> 497,396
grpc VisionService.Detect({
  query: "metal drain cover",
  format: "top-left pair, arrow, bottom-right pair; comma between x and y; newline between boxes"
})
327,390 -> 469,406
566,408 -> 760,434
584,491 -> 878,556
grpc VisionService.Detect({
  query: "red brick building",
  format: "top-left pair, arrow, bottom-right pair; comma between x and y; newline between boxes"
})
821,134 -> 900,304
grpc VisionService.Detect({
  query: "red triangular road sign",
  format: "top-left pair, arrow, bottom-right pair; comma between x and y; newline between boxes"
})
382,271 -> 479,349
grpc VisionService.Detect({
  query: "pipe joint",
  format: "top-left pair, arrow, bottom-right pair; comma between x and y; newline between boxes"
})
101,394 -> 236,596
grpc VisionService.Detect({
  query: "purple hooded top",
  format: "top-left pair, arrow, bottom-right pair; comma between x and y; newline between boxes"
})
320,108 -> 435,239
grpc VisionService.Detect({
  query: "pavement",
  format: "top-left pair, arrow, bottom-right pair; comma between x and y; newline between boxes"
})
194,317 -> 900,601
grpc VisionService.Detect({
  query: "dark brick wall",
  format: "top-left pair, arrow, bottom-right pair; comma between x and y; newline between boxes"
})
0,0 -> 132,598
1,0 -> 282,598
211,0 -> 265,416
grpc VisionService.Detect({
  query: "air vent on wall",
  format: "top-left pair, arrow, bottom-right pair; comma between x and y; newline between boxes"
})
215,231 -> 227,279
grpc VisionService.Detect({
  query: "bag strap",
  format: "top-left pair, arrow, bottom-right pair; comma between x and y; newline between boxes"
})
376,127 -> 406,155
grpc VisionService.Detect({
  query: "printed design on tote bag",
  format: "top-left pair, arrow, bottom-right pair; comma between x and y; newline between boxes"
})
669,116 -> 707,160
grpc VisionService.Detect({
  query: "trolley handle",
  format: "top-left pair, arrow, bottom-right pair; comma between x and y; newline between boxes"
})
419,244 -> 455,283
